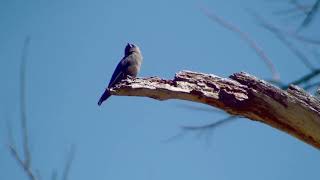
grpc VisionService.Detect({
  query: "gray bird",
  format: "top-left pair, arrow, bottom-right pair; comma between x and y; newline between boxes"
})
98,43 -> 143,105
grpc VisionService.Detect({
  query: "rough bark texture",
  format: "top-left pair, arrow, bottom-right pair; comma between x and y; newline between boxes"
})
109,70 -> 320,149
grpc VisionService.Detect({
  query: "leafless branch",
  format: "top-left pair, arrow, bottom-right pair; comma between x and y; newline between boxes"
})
7,36 -> 37,180
163,116 -> 238,143
249,11 -> 316,70
286,31 -> 320,45
282,68 -> 320,89
51,170 -> 58,180
303,81 -> 320,90
300,0 -> 320,28
182,116 -> 239,131
273,5 -> 311,15
256,9 -> 320,45
175,103 -> 225,114
8,144 -> 37,180
290,0 -> 310,14
199,6 -> 280,81
62,145 -> 76,180
7,37 -> 77,180
20,36 -> 32,168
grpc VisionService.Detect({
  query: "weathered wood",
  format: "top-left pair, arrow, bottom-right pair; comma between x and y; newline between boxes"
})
109,70 -> 320,149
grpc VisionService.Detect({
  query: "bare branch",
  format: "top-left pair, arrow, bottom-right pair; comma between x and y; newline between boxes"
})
199,6 -> 280,81
175,103 -> 225,114
252,9 -> 320,45
300,0 -> 320,28
273,5 -> 311,15
287,32 -> 320,45
51,169 -> 58,180
7,36 -> 37,180
108,71 -> 320,149
8,145 -> 37,180
303,81 -> 320,90
62,145 -> 76,180
282,68 -> 320,89
164,116 -> 238,143
35,169 -> 42,180
182,116 -> 238,131
290,0 -> 310,14
6,120 -> 15,147
249,11 -> 315,70
20,36 -> 32,168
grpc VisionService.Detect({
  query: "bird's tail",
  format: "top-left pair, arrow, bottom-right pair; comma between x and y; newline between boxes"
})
98,89 -> 111,106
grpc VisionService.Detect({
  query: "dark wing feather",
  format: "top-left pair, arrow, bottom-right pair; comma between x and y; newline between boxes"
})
108,56 -> 129,88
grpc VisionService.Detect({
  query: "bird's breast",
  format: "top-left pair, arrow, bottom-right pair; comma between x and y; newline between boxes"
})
127,64 -> 140,77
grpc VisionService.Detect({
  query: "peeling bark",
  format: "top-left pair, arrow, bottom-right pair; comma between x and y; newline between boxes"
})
109,70 -> 320,149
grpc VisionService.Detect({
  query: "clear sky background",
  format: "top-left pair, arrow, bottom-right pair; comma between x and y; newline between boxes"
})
1,0 -> 320,180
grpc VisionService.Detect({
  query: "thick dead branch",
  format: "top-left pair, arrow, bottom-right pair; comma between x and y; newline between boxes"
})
109,70 -> 320,149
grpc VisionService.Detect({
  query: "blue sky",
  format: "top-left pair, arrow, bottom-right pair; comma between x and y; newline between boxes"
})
1,0 -> 319,180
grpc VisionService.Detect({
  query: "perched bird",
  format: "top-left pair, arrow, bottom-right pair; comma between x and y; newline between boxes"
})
98,43 -> 143,106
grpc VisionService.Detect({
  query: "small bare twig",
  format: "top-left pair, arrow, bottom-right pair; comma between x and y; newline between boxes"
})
303,81 -> 320,90
175,103 -> 225,114
20,36 -> 32,169
163,116 -> 238,143
51,170 -> 58,180
282,68 -> 320,89
7,37 -> 76,180
273,5 -> 311,15
290,0 -> 310,14
300,0 -> 320,28
181,116 -> 239,131
7,37 -> 37,180
249,11 -> 315,70
62,145 -> 76,180
199,6 -> 280,81
8,145 -> 37,180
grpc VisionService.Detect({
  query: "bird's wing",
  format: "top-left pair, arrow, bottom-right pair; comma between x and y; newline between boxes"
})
107,57 -> 129,88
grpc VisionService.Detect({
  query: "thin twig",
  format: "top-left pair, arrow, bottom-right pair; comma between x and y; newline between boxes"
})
6,120 -> 15,147
312,49 -> 320,64
273,5 -> 311,15
303,81 -> 320,90
7,36 -> 37,180
300,0 -> 320,28
249,11 -> 315,70
182,116 -> 238,131
51,169 -> 58,180
163,116 -> 238,143
282,68 -> 320,89
20,36 -> 32,168
8,145 -> 37,180
200,6 -> 280,81
62,145 -> 76,180
286,31 -> 320,45
290,0 -> 310,14
175,103 -> 225,114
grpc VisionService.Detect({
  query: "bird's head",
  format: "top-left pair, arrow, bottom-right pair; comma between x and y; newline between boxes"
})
124,43 -> 141,55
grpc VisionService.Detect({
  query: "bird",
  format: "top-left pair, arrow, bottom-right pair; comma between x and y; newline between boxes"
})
98,43 -> 143,106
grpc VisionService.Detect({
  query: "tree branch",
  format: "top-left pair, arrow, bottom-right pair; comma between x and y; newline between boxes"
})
109,70 -> 320,149
200,6 -> 280,81
7,36 -> 37,180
